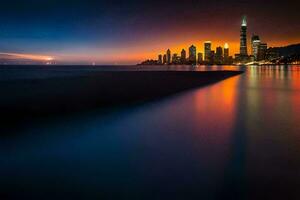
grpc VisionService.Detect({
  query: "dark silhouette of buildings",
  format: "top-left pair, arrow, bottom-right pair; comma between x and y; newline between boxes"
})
158,54 -> 162,64
210,50 -> 215,64
163,54 -> 167,64
189,45 -> 197,64
224,43 -> 229,62
167,49 -> 171,64
172,53 -> 181,64
140,41 -> 233,65
215,46 -> 223,64
140,15 -> 300,66
181,49 -> 186,64
204,41 -> 212,62
258,43 -> 267,61
197,53 -> 203,64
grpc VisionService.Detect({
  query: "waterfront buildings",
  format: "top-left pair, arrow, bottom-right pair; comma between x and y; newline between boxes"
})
140,15 -> 279,65
167,49 -> 171,64
180,49 -> 186,64
197,53 -> 203,64
251,35 -> 261,61
224,43 -> 229,62
240,15 -> 248,57
163,54 -> 167,64
210,50 -> 215,64
172,53 -> 181,64
215,46 -> 223,64
204,41 -> 212,62
189,45 -> 197,64
158,54 -> 162,64
258,43 -> 267,61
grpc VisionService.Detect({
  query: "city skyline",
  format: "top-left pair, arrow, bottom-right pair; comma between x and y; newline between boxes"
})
0,0 -> 300,64
141,15 -> 300,65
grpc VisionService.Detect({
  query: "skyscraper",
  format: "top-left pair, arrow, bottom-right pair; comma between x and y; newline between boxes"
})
204,41 -> 212,62
258,43 -> 267,61
189,45 -> 197,64
163,54 -> 167,64
172,53 -> 179,64
210,50 -> 215,64
167,49 -> 171,64
197,53 -> 203,64
215,46 -> 223,64
180,49 -> 186,64
240,16 -> 248,57
158,54 -> 162,64
224,43 -> 229,61
251,35 -> 261,61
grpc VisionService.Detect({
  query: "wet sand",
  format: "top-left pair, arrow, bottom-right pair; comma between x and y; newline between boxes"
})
0,70 -> 243,127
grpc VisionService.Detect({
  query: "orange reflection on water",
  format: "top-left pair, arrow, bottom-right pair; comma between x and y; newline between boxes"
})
289,66 -> 300,131
191,73 -> 241,148
188,72 -> 241,179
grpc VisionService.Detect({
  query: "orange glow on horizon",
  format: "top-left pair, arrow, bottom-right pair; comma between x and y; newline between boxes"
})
0,52 -> 54,61
1,38 -> 299,65
139,39 -> 300,63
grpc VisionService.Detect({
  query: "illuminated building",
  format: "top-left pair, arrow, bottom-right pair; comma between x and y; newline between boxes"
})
204,41 -> 212,62
189,45 -> 197,64
224,43 -> 229,62
167,49 -> 171,64
240,16 -> 248,57
258,43 -> 267,61
251,35 -> 261,61
180,49 -> 186,64
215,46 -> 223,64
197,53 -> 203,64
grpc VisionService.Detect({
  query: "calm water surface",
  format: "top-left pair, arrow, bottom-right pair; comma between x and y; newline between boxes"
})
1,65 -> 300,199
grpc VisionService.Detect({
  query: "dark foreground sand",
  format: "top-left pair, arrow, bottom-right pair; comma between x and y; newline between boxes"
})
0,70 -> 242,126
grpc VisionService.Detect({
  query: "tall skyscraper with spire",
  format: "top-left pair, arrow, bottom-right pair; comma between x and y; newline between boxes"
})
240,16 -> 248,57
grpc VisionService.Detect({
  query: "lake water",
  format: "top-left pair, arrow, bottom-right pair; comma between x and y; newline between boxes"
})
1,65 -> 300,199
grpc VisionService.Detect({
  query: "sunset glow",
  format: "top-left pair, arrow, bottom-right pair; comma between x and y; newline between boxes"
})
0,0 -> 299,64
0,52 -> 54,61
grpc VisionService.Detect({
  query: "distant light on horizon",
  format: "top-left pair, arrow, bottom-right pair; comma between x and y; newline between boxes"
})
46,57 -> 54,61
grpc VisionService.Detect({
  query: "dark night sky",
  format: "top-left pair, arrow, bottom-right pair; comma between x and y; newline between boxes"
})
0,0 -> 299,64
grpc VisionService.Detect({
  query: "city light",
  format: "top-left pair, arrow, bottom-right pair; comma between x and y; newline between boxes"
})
141,15 -> 298,66
224,43 -> 229,49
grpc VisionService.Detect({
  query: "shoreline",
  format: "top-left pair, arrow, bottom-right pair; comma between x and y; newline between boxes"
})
0,70 -> 243,127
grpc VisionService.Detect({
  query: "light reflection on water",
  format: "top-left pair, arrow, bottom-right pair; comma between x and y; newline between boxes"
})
1,65 -> 300,199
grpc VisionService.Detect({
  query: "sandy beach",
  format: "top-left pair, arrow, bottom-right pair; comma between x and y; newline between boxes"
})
0,70 -> 243,126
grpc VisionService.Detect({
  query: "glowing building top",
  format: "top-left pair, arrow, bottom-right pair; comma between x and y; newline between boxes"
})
224,43 -> 229,49
240,15 -> 248,56
242,15 -> 247,27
